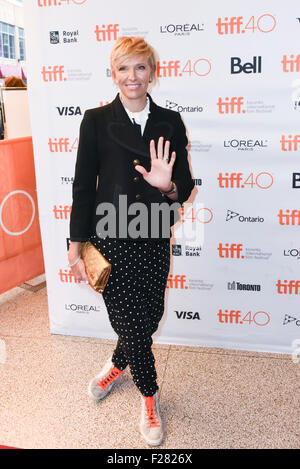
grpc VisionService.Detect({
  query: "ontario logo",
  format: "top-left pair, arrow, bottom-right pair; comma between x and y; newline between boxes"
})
165,100 -> 203,113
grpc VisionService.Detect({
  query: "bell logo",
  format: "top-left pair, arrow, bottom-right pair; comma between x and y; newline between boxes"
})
94,24 -> 119,42
41,66 -> 66,82
231,56 -> 262,74
218,243 -> 244,259
217,97 -> 246,114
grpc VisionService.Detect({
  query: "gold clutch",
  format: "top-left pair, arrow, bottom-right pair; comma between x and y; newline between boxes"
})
80,241 -> 111,294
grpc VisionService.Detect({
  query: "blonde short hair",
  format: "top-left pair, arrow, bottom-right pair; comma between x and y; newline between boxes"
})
110,36 -> 157,77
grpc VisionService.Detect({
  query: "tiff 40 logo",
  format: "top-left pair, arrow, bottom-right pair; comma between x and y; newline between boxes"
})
218,309 -> 270,326
216,14 -> 276,35
157,58 -> 211,78
38,0 -> 87,6
174,203 -> 212,244
178,204 -> 213,224
217,172 -> 273,189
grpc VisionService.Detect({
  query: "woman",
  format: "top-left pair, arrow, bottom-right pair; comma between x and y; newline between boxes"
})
68,37 -> 194,446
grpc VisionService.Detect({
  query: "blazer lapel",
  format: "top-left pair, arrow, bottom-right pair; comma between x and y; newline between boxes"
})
107,93 -> 175,158
107,94 -> 150,157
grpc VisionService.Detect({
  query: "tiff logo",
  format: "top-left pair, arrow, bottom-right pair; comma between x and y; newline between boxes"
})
48,137 -> 78,152
166,274 -> 188,289
280,135 -> 300,151
59,269 -> 81,283
278,209 -> 300,225
281,54 -> 300,73
94,24 -> 119,42
53,205 -> 72,219
48,138 -> 69,151
216,17 -> 244,34
218,309 -> 241,323
217,97 -> 246,114
218,173 -> 243,188
157,61 -> 181,77
218,243 -> 244,259
41,66 -> 66,82
276,280 -> 300,294
38,0 -> 59,5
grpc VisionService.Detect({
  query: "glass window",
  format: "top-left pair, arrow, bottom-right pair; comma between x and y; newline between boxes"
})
18,28 -> 25,61
0,22 -> 16,59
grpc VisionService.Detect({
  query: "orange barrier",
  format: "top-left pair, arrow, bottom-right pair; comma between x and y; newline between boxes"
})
0,137 -> 44,294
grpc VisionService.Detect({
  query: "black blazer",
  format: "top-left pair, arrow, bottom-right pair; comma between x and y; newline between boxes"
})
69,93 -> 194,241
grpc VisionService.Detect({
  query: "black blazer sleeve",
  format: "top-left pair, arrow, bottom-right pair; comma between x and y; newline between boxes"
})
69,110 -> 98,241
171,113 -> 194,205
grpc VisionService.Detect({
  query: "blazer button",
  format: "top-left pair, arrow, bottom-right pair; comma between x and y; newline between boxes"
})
135,194 -> 141,200
133,176 -> 139,182
133,159 -> 140,166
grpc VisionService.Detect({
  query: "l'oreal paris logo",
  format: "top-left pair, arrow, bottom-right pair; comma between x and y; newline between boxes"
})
160,23 -> 204,35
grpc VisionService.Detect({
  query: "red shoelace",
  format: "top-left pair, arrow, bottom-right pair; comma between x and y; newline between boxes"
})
144,396 -> 160,428
97,366 -> 123,390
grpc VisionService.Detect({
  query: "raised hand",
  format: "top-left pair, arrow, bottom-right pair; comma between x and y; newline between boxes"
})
134,136 -> 176,192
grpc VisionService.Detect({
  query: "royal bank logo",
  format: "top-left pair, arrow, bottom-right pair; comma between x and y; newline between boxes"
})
172,244 -> 182,256
172,244 -> 202,256
50,31 -> 59,44
50,30 -> 79,44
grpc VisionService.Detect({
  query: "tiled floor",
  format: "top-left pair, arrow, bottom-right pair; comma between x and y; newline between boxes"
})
0,282 -> 299,449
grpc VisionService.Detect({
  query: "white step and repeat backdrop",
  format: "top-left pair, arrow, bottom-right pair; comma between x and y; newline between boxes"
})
24,0 -> 300,354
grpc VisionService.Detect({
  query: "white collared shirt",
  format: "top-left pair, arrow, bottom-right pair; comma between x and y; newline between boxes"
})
122,96 -> 150,135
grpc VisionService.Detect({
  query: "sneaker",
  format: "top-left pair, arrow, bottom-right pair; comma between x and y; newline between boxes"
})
88,357 -> 124,401
139,392 -> 164,446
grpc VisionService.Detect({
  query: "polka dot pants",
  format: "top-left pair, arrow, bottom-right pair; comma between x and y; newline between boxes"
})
90,236 -> 170,397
